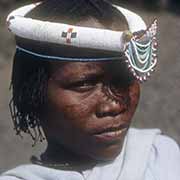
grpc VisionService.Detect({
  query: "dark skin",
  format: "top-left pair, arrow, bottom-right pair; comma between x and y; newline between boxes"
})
41,60 -> 140,165
40,17 -> 140,168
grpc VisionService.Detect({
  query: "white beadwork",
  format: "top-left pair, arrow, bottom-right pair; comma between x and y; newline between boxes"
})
6,2 -> 158,83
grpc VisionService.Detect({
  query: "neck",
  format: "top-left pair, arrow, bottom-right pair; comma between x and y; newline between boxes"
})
41,141 -> 98,170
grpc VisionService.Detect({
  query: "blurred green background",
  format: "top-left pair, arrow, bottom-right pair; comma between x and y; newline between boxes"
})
0,0 -> 180,173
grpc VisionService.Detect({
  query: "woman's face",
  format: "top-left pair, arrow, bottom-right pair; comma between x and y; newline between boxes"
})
43,60 -> 140,161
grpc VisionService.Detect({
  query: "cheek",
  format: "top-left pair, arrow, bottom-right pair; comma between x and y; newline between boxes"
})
46,81 -> 98,130
45,82 -> 102,150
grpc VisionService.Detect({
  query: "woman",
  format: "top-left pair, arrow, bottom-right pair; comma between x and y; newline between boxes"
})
1,0 -> 179,179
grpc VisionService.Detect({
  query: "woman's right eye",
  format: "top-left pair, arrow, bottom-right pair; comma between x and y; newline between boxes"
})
67,80 -> 97,92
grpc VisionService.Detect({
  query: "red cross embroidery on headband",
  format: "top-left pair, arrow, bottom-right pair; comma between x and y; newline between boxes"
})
61,28 -> 77,44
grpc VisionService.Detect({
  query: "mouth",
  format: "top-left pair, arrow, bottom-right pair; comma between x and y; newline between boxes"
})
92,124 -> 129,143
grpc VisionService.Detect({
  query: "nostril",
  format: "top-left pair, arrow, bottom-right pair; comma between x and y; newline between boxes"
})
96,101 -> 127,118
96,110 -> 121,118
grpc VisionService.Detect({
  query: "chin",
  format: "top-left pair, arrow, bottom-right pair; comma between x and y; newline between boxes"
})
88,141 -> 124,162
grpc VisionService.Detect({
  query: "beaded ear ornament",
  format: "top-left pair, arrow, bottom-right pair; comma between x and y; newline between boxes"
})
124,19 -> 158,82
7,2 -> 158,83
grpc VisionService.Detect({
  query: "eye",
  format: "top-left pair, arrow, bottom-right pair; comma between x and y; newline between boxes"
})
67,80 -> 98,92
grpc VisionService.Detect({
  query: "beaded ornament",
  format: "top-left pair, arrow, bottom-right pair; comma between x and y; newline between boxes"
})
6,2 -> 158,83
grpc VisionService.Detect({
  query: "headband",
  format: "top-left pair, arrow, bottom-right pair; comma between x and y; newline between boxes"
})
7,2 -> 158,82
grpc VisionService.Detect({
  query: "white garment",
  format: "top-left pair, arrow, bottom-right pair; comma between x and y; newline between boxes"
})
0,128 -> 180,180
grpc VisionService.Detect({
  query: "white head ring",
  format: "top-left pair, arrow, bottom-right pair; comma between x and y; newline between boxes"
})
7,2 -> 158,83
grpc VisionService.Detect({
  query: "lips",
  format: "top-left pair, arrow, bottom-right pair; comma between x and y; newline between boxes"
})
91,123 -> 129,143
93,123 -> 129,135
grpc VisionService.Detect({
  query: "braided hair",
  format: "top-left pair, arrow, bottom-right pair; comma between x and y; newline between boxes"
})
10,0 -> 128,144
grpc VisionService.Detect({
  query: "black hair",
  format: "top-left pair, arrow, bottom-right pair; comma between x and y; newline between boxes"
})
26,0 -> 127,28
10,0 -> 128,144
10,50 -> 49,144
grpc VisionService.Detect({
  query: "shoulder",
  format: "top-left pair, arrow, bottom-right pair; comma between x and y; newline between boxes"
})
0,164 -> 84,180
0,164 -> 48,180
153,134 -> 180,157
125,128 -> 180,180
146,134 -> 180,180
0,176 -> 20,180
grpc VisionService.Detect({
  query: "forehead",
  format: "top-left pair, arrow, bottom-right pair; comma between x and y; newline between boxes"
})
51,62 -> 105,75
50,60 -> 129,79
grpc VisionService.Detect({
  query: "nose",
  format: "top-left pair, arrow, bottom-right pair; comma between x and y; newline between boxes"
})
96,99 -> 127,118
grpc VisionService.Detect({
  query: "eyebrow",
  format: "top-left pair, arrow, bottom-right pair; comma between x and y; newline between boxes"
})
61,71 -> 105,84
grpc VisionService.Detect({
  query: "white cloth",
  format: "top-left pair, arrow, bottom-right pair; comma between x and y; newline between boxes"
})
0,128 -> 180,180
